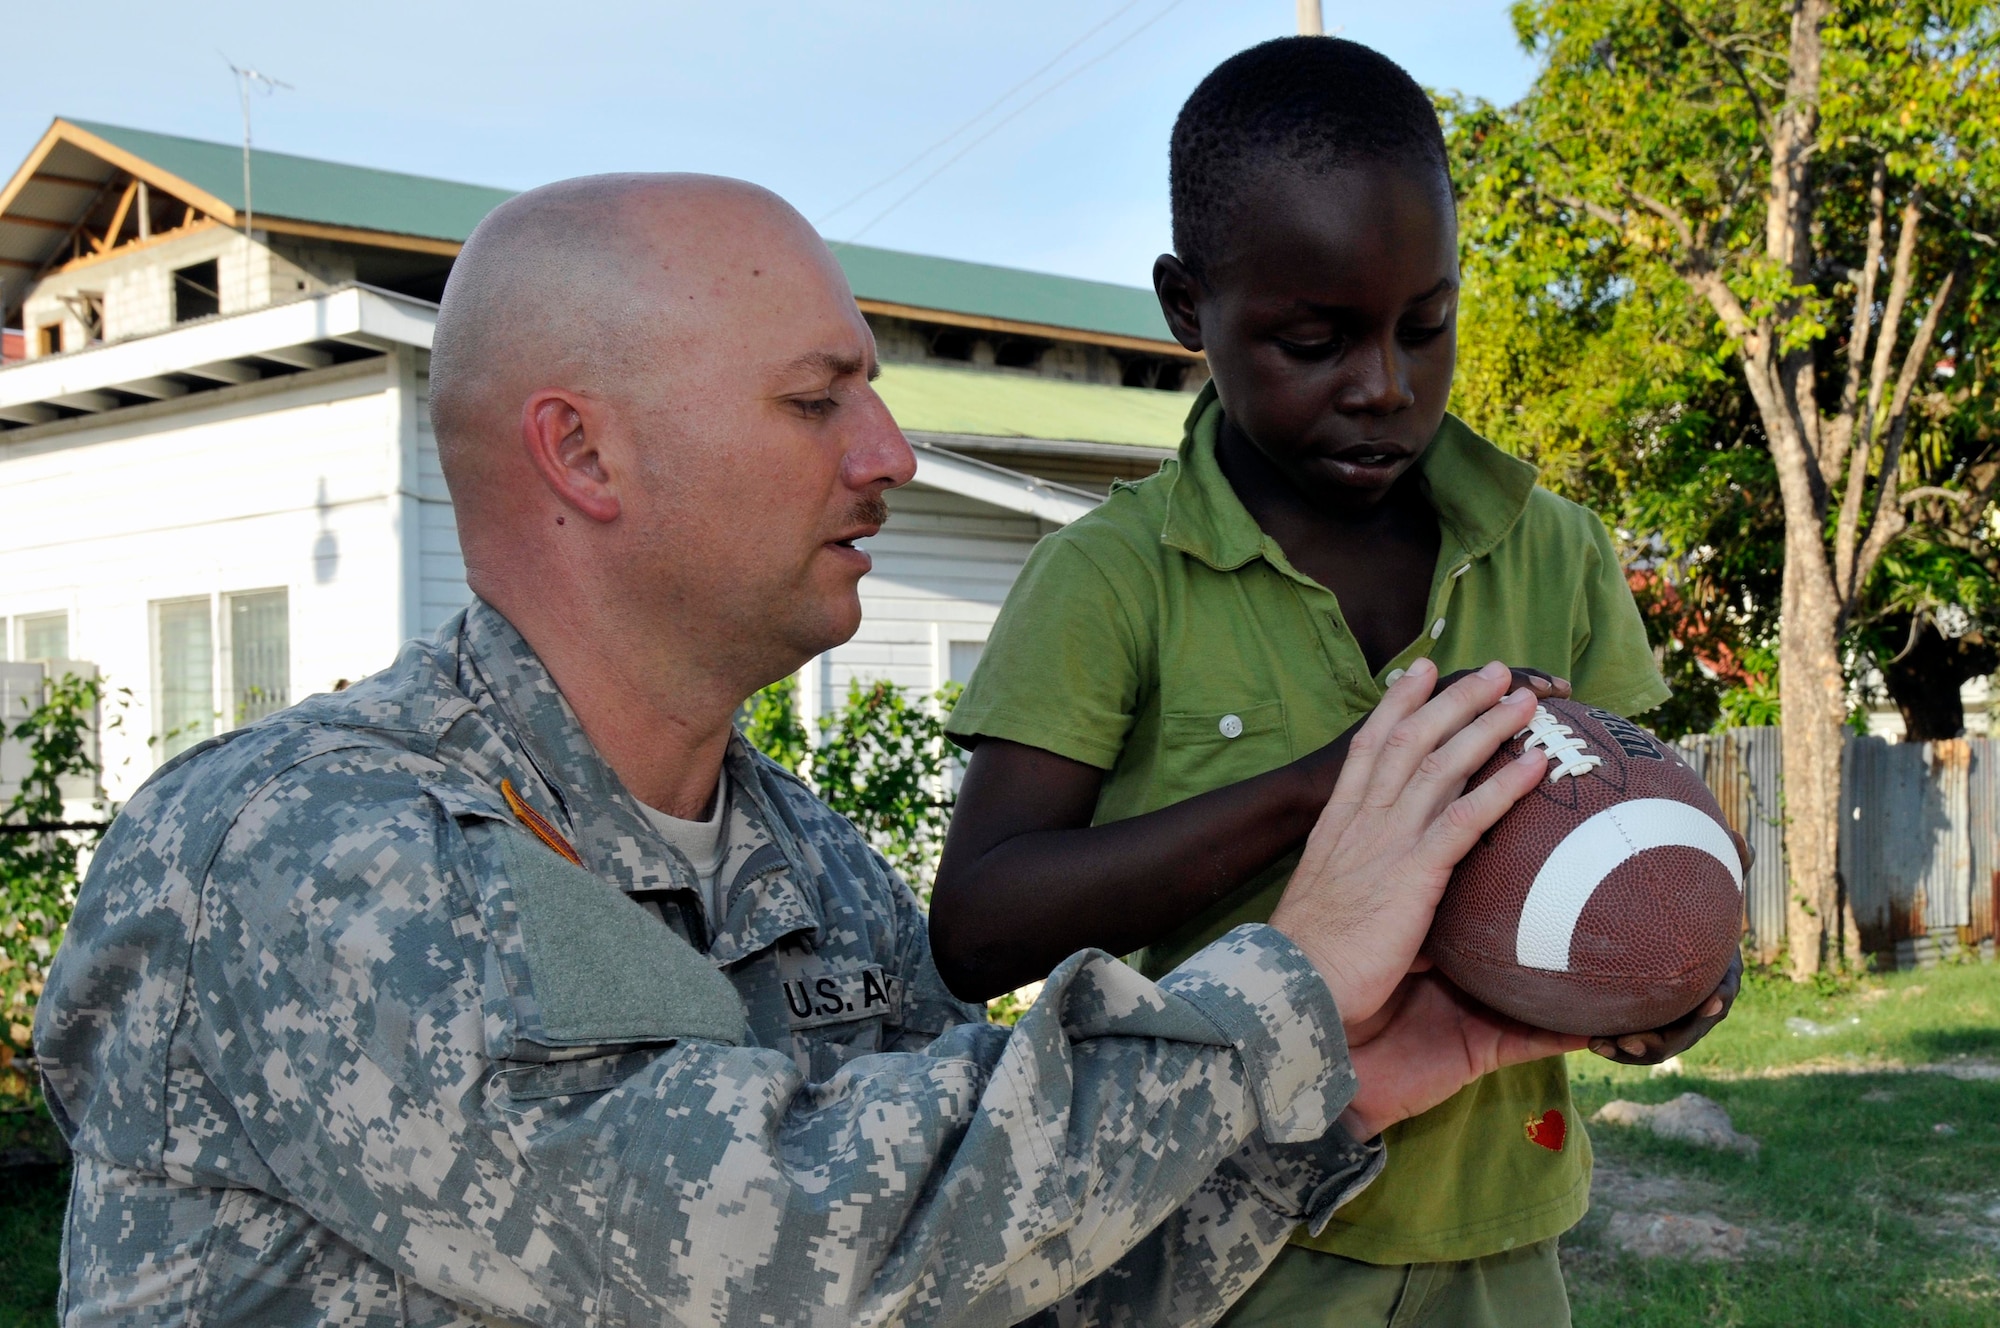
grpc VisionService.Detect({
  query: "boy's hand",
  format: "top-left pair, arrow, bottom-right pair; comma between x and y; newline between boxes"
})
1436,665 -> 1571,702
1589,951 -> 1743,1064
1291,667 -> 1570,809
1343,973 -> 1585,1137
1267,658 -> 1547,1033
1588,828 -> 1751,1064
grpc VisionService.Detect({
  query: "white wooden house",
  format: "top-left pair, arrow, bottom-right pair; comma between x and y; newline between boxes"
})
0,119 -> 1202,802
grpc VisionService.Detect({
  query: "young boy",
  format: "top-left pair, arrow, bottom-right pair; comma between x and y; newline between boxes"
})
933,38 -> 1738,1328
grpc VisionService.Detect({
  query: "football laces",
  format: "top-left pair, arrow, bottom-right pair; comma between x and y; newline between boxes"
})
1517,707 -> 1604,782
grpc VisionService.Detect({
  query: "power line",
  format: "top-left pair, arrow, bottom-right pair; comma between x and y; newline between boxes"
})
840,0 -> 1188,245
815,0 -> 1149,229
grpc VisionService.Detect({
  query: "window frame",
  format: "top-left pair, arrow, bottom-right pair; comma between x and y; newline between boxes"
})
149,594 -> 218,762
15,610 -> 70,662
221,587 -> 291,729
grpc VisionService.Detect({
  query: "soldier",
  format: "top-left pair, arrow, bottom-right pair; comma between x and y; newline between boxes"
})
34,175 -> 1579,1327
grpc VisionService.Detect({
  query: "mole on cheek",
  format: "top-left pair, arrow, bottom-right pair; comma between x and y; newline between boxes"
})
556,516 -> 565,525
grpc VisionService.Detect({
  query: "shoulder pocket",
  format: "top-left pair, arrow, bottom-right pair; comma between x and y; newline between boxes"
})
486,826 -> 749,1051
1158,699 -> 1291,799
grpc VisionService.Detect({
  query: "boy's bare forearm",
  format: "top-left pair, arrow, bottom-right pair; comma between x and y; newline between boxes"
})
930,735 -> 1351,1002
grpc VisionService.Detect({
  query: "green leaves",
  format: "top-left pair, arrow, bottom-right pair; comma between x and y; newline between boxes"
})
1453,0 -> 2000,740
741,678 -> 961,894
0,673 -> 112,1103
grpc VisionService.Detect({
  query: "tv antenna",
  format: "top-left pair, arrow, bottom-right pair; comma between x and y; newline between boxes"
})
222,57 -> 292,307
225,59 -> 294,241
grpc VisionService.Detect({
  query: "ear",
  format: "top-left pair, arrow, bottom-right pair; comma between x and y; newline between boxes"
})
1152,254 -> 1207,354
521,390 -> 620,524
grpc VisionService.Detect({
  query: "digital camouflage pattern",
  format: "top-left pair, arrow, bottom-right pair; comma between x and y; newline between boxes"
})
36,600 -> 1381,1327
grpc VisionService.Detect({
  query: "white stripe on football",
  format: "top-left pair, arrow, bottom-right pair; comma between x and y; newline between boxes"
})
1515,799 -> 1745,973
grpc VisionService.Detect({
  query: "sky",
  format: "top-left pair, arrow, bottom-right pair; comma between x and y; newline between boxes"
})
0,1 -> 1540,291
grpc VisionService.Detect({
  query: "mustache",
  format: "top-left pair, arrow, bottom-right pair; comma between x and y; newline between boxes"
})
848,495 -> 890,530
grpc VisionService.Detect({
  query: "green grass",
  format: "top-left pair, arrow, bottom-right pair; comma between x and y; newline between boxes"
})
0,1168 -> 63,1326
1565,958 -> 2000,1327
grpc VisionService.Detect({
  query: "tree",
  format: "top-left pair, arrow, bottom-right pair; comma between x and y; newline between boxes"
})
741,676 -> 961,893
0,673 -> 112,1104
1455,0 -> 2000,973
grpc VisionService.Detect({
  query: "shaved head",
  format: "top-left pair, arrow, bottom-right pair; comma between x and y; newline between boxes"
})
425,173 -> 914,813
432,174 -> 824,513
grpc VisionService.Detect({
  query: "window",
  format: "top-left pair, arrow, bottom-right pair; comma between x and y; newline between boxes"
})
225,589 -> 289,726
173,260 -> 221,323
153,597 -> 214,760
993,337 -> 1049,370
36,323 -> 61,356
929,329 -> 976,362
17,612 -> 68,661
948,639 -> 986,686
944,640 -> 987,791
1120,356 -> 1188,391
57,291 -> 104,344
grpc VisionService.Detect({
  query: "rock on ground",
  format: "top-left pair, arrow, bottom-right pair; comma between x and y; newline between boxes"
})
1591,1092 -> 1760,1156
1585,1158 -> 1775,1264
1604,1210 -> 1751,1261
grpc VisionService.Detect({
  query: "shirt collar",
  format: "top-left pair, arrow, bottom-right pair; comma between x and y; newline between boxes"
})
453,598 -> 824,957
1157,382 -> 1540,572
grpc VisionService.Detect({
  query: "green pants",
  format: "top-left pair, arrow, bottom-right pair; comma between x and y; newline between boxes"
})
1215,1239 -> 1570,1328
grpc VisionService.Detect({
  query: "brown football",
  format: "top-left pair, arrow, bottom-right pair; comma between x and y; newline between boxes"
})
1426,698 -> 1743,1036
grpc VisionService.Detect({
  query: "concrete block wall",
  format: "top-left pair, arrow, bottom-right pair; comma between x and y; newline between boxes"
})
20,228 -> 355,354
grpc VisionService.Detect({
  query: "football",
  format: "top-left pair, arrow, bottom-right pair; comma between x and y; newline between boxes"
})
1426,698 -> 1744,1037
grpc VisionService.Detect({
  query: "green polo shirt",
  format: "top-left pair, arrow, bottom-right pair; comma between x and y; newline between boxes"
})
947,384 -> 1669,1266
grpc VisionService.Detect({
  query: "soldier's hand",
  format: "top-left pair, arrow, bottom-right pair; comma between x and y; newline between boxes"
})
1268,658 -> 1547,1034
1344,973 -> 1585,1137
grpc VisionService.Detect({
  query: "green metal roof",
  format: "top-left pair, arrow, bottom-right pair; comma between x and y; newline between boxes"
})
71,120 -> 515,242
830,243 -> 1172,343
60,121 -> 1176,343
873,362 -> 1188,448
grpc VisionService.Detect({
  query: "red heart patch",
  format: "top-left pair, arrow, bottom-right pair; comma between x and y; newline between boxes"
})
1525,1109 -> 1566,1151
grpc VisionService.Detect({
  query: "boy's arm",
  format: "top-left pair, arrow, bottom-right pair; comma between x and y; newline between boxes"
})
930,666 -> 1565,1004
931,735 -> 1346,1003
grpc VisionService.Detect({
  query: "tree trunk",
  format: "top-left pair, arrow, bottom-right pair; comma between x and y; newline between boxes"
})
1778,539 -> 1847,977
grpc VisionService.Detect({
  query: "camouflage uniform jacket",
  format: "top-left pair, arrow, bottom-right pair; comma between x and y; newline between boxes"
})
36,600 -> 1381,1327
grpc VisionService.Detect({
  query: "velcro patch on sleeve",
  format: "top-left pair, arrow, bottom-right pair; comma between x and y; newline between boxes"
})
492,827 -> 749,1048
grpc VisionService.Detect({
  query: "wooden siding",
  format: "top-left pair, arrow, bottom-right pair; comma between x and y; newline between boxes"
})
411,356 -> 469,633
810,485 -> 1054,716
0,360 -> 405,799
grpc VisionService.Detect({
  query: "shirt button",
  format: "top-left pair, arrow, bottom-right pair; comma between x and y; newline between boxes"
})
1219,713 -> 1244,739
1386,668 -> 1406,684
1430,617 -> 1447,639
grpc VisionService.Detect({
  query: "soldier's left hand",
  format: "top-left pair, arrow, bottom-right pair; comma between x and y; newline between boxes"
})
1345,972 -> 1585,1137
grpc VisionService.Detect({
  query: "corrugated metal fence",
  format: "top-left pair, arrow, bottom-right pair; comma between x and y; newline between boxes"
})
1673,728 -> 1788,956
1673,728 -> 1999,967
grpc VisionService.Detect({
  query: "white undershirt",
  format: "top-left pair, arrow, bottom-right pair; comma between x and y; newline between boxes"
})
639,770 -> 730,926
